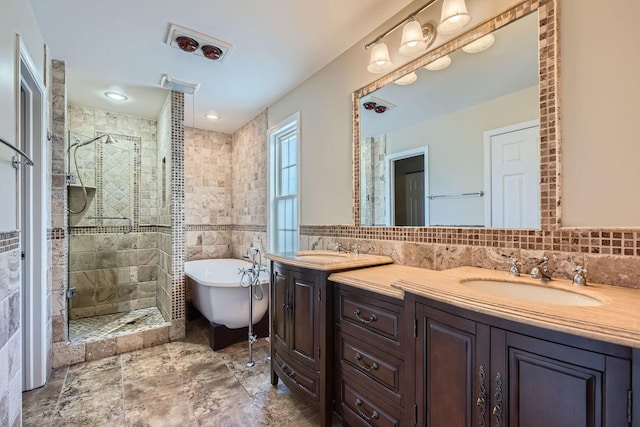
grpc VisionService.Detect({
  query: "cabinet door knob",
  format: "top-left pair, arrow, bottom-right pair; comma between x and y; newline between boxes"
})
354,352 -> 378,372
354,308 -> 378,324
355,398 -> 379,421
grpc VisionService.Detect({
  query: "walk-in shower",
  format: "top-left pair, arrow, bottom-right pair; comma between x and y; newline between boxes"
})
65,129 -> 169,343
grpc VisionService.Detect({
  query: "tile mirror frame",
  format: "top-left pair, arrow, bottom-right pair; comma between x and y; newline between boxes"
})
351,0 -> 559,232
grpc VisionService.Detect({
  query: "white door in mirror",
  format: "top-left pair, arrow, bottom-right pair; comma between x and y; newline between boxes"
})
484,121 -> 540,228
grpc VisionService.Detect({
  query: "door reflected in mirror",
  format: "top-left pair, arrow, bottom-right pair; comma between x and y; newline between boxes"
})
359,12 -> 540,228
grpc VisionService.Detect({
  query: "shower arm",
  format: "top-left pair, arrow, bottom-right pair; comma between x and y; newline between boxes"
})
85,215 -> 132,234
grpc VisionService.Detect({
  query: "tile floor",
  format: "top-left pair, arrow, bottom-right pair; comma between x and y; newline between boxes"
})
23,318 -> 328,426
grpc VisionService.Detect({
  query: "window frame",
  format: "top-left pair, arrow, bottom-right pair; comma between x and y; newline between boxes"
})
267,112 -> 300,253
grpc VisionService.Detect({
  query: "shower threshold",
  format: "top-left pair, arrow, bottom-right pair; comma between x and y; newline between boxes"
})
69,307 -> 169,344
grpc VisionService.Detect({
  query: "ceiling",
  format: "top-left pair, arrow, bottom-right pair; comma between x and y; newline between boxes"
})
29,0 -> 414,133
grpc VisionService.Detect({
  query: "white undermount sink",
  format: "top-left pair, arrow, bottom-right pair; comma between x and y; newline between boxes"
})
461,280 -> 603,307
294,251 -> 351,262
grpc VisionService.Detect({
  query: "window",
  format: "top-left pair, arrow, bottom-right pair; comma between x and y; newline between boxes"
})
268,113 -> 299,253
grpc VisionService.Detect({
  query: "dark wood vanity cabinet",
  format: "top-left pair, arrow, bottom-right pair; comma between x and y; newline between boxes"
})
412,295 -> 633,427
333,284 -> 410,427
270,261 -> 333,426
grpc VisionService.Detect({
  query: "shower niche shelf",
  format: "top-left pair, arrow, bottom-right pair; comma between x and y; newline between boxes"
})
67,185 -> 96,215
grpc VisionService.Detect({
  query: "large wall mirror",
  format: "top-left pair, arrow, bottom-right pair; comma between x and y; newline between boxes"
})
354,1 -> 553,229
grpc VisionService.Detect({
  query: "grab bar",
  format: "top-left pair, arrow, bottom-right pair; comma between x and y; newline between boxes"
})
427,191 -> 484,200
1,136 -> 34,168
86,215 -> 132,234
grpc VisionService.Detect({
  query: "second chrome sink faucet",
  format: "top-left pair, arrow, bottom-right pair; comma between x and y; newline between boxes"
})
530,256 -> 552,281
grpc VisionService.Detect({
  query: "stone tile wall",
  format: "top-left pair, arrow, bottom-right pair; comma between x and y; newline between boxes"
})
68,232 -> 158,319
0,234 -> 21,426
157,95 -> 172,227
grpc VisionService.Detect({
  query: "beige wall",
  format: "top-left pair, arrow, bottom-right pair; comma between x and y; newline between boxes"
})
560,0 -> 640,227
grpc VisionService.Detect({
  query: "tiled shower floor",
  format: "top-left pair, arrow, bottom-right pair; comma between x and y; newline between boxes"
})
69,307 -> 169,343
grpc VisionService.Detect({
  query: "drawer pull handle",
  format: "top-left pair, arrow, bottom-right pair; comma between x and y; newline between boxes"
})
493,372 -> 503,427
355,352 -> 378,372
282,364 -> 296,379
355,398 -> 379,421
354,308 -> 378,324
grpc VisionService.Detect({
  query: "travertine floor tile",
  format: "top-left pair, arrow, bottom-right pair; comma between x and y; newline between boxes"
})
23,322 -> 335,426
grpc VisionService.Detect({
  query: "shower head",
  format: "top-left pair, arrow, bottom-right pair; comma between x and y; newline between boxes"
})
72,134 -> 117,148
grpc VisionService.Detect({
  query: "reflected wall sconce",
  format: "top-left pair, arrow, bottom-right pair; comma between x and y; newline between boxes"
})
462,33 -> 495,53
424,55 -> 452,71
394,72 -> 418,85
365,0 -> 471,73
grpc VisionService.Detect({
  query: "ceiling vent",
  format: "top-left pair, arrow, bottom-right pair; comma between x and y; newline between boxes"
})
166,23 -> 233,62
362,96 -> 396,114
160,74 -> 201,94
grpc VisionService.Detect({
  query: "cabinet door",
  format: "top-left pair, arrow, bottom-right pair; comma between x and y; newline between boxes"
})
271,266 -> 290,351
492,331 -> 631,427
417,304 -> 491,427
290,270 -> 320,369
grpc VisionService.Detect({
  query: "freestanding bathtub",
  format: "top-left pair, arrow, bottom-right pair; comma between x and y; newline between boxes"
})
184,259 -> 270,329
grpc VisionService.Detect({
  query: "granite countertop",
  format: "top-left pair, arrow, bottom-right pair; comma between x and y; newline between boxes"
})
329,264 -> 640,348
265,250 -> 393,272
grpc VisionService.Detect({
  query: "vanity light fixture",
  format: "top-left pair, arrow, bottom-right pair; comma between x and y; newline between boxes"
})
394,72 -> 418,85
367,42 -> 394,73
399,20 -> 435,57
364,0 -> 471,73
424,55 -> 452,71
438,0 -> 471,34
462,33 -> 495,53
104,91 -> 128,101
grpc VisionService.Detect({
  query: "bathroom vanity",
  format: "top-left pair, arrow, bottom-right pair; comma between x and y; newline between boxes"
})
329,264 -> 640,427
265,251 -> 394,427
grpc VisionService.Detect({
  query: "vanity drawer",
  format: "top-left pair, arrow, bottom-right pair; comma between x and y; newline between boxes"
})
273,351 -> 319,402
338,292 -> 400,343
337,333 -> 401,394
338,374 -> 400,427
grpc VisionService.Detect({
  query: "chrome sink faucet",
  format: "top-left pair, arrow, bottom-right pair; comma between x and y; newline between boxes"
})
508,258 -> 521,276
530,256 -> 552,281
572,265 -> 588,286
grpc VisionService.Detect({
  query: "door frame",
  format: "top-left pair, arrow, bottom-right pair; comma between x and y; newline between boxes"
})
483,120 -> 539,228
17,36 -> 48,390
385,146 -> 429,226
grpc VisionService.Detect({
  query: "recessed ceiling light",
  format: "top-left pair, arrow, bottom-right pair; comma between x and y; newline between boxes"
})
104,91 -> 128,101
205,112 -> 219,120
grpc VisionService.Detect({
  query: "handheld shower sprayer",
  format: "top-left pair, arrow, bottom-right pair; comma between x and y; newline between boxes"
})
67,133 -> 118,215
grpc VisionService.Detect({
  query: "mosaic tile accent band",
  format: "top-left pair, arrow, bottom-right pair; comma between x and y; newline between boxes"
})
0,231 -> 19,253
48,228 -> 65,240
184,224 -> 266,232
170,91 -> 186,321
300,226 -> 640,257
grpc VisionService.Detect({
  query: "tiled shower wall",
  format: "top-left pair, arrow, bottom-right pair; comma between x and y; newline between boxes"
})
66,106 -> 159,319
0,233 -> 21,427
360,135 -> 386,226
